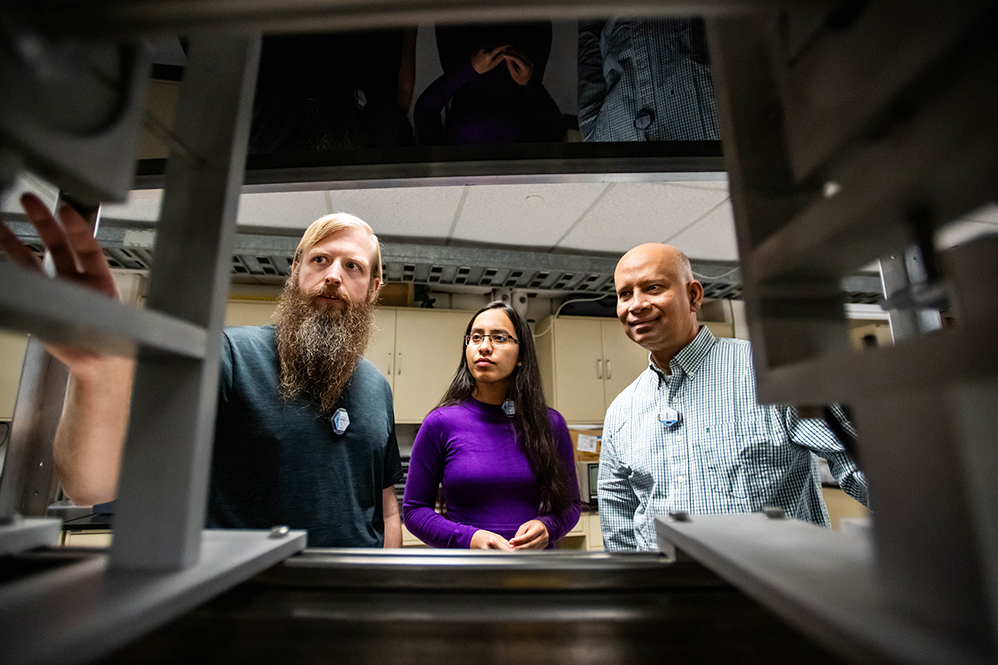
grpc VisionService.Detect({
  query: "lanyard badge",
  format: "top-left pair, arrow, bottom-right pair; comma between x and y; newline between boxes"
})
331,408 -> 350,435
659,405 -> 680,428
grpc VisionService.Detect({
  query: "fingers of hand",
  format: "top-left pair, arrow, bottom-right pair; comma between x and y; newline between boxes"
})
490,537 -> 512,550
17,193 -> 118,298
509,521 -> 540,547
20,193 -> 80,277
472,529 -> 512,550
57,204 -> 118,298
0,217 -> 43,270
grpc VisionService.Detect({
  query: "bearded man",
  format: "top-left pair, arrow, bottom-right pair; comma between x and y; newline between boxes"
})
208,213 -> 402,547
0,199 -> 402,548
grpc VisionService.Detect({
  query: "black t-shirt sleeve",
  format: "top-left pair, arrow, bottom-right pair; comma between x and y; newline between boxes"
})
218,331 -> 234,403
383,394 -> 404,487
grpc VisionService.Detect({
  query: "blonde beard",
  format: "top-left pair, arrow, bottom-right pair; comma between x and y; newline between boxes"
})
274,277 -> 376,415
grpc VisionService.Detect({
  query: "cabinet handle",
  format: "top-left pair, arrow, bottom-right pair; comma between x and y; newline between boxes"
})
596,359 -> 603,379
397,352 -> 402,375
605,359 -> 612,379
387,352 -> 393,376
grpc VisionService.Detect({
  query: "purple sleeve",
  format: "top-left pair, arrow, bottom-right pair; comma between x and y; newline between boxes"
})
402,412 -> 480,548
413,60 -> 479,146
538,410 -> 582,543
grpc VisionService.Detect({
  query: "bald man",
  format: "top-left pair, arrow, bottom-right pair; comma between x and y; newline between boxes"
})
597,243 -> 868,551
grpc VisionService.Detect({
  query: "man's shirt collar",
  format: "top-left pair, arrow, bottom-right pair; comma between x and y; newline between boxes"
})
648,325 -> 716,381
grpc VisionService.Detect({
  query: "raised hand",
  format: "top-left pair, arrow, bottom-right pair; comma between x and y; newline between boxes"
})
0,192 -> 122,375
503,49 -> 534,87
509,519 -> 549,550
0,192 -> 133,505
1,193 -> 119,300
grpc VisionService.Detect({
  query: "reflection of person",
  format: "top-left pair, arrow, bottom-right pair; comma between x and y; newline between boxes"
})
414,22 -> 565,145
250,29 -> 416,153
599,244 -> 868,551
578,18 -> 720,142
403,302 -> 581,549
0,196 -> 402,548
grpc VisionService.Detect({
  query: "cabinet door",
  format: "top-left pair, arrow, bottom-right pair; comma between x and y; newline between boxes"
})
586,512 -> 604,551
600,319 -> 650,408
392,309 -> 470,423
553,318 -> 605,423
702,321 -> 734,339
364,308 -> 397,388
225,300 -> 277,327
0,330 -> 28,419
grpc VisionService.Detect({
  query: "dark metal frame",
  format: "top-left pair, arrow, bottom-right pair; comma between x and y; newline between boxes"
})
0,1 -> 996,664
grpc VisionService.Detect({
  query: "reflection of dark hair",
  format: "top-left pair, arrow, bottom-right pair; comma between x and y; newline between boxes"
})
438,301 -> 574,515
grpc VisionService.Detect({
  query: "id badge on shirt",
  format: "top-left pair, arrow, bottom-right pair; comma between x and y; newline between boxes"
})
659,406 -> 680,427
331,408 -> 350,435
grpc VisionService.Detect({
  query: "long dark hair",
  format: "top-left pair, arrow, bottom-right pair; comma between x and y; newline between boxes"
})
437,301 -> 574,515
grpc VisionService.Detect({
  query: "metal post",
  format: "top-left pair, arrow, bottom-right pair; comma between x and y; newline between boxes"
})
110,33 -> 261,570
0,339 -> 66,520
879,247 -> 943,342
708,10 -> 996,657
0,195 -> 99,549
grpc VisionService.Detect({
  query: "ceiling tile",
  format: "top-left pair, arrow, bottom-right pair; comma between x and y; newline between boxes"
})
322,186 -> 466,238
100,188 -> 163,221
665,198 -> 740,262
452,182 -> 608,247
236,190 -> 329,227
1,173 -> 59,214
558,182 -> 730,254
670,179 -> 730,192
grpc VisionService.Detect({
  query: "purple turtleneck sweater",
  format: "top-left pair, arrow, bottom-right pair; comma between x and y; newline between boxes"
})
402,399 -> 581,548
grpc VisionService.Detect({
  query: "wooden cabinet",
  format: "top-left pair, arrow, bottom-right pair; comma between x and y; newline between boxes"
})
585,511 -> 604,551
535,316 -> 649,424
0,330 -> 28,419
554,507 -> 603,551
224,299 -> 276,327
367,308 -> 472,423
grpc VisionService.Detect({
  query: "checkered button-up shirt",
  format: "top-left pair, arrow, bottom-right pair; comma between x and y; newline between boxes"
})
598,326 -> 869,551
578,18 -> 720,142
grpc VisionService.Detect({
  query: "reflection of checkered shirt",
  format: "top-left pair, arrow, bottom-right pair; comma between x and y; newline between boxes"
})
598,326 -> 868,552
578,18 -> 720,142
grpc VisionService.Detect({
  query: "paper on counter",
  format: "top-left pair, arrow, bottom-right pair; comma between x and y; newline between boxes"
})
577,434 -> 599,454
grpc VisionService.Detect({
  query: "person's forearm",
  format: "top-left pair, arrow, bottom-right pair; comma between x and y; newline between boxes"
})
383,513 -> 402,548
383,486 -> 402,548
413,62 -> 478,145
838,469 -> 871,508
539,501 -> 581,544
53,355 -> 135,505
401,504 -> 476,548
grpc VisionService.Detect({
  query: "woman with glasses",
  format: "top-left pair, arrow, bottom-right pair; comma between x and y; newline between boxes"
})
402,301 -> 581,549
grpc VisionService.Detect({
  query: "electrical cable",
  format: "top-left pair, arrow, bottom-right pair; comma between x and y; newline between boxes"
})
532,293 -> 614,338
692,265 -> 741,281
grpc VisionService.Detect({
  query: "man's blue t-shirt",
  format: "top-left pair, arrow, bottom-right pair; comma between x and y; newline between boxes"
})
207,325 -> 402,547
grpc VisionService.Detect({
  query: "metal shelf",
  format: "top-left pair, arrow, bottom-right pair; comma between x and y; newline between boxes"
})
0,263 -> 207,359
656,514 -> 992,665
0,529 -> 306,665
750,39 -> 998,284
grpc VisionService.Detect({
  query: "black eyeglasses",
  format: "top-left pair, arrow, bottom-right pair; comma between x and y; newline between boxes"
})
465,333 -> 519,347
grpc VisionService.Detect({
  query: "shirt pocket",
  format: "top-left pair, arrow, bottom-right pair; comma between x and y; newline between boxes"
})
734,420 -> 791,511
692,422 -> 750,506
